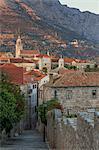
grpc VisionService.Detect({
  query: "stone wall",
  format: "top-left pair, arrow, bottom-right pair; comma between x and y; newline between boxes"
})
77,115 -> 94,149
46,109 -> 99,150
43,86 -> 99,113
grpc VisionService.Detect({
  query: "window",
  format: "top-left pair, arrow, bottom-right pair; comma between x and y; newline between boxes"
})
29,95 -> 31,100
28,96 -> 31,105
35,85 -> 37,88
35,106 -> 37,112
33,85 -> 35,89
92,90 -> 97,99
54,90 -> 57,98
66,90 -> 72,99
28,89 -> 32,94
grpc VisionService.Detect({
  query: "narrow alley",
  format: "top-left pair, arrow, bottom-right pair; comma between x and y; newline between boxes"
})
0,130 -> 49,150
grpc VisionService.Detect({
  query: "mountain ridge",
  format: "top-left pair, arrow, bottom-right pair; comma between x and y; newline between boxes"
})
0,0 -> 99,58
3,0 -> 99,43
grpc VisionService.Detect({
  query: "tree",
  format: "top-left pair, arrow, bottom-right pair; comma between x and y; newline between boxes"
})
0,89 -> 16,134
0,72 -> 25,134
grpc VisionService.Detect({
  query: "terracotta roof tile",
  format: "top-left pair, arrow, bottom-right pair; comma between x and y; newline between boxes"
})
0,64 -> 25,85
20,50 -> 39,55
64,58 -> 75,63
25,69 -> 46,81
38,54 -> 50,58
0,57 -> 10,61
48,71 -> 99,87
10,58 -> 34,63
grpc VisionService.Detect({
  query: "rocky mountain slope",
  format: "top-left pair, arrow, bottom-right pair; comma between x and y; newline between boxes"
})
0,0 -> 99,58
24,0 -> 99,42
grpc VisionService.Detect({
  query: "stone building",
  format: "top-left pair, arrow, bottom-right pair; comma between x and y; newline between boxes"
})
15,36 -> 39,58
41,71 -> 99,113
10,58 -> 36,71
38,54 -> 51,73
70,39 -> 79,48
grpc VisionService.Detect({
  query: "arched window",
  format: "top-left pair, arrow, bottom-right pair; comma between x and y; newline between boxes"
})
92,90 -> 97,99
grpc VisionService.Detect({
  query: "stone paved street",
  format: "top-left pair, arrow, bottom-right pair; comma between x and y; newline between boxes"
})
0,130 -> 49,150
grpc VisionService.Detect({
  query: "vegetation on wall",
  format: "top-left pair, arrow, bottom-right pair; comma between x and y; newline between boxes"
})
37,99 -> 63,125
64,64 -> 77,70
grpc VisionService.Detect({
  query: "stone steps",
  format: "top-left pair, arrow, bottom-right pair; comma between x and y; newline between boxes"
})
0,130 -> 48,150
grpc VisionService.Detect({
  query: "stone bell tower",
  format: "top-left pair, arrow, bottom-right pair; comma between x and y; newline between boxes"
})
16,36 -> 23,58
59,55 -> 64,68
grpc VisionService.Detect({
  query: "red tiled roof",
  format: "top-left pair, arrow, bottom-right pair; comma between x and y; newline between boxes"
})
20,50 -> 39,55
25,69 -> 46,81
64,58 -> 88,63
0,57 -> 10,60
38,54 -> 50,58
0,64 -> 25,85
48,71 -> 99,87
51,58 -> 59,62
10,58 -> 34,63
76,59 -> 88,63
23,73 -> 34,84
64,58 -> 75,63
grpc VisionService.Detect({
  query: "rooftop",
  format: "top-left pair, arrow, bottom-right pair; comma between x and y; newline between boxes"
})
46,71 -> 99,87
0,64 -> 25,85
20,50 -> 39,55
24,69 -> 46,82
10,58 -> 35,63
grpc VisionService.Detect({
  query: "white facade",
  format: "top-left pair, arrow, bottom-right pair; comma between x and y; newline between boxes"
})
76,62 -> 95,70
58,57 -> 64,68
13,62 -> 36,71
39,75 -> 50,88
38,56 -> 51,72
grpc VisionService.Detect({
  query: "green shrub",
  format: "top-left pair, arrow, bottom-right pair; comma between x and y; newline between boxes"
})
37,99 -> 62,125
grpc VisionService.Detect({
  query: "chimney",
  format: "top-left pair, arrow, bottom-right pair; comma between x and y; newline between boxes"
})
49,73 -> 53,83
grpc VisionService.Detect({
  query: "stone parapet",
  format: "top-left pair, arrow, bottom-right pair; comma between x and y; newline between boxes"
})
46,109 -> 99,150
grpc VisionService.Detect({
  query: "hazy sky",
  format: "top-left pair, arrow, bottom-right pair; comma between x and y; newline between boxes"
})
59,0 -> 99,14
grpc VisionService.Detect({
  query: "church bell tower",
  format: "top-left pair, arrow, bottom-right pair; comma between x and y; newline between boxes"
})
16,36 -> 23,58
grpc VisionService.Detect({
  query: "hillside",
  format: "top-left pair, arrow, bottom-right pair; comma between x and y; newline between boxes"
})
0,0 -> 99,58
